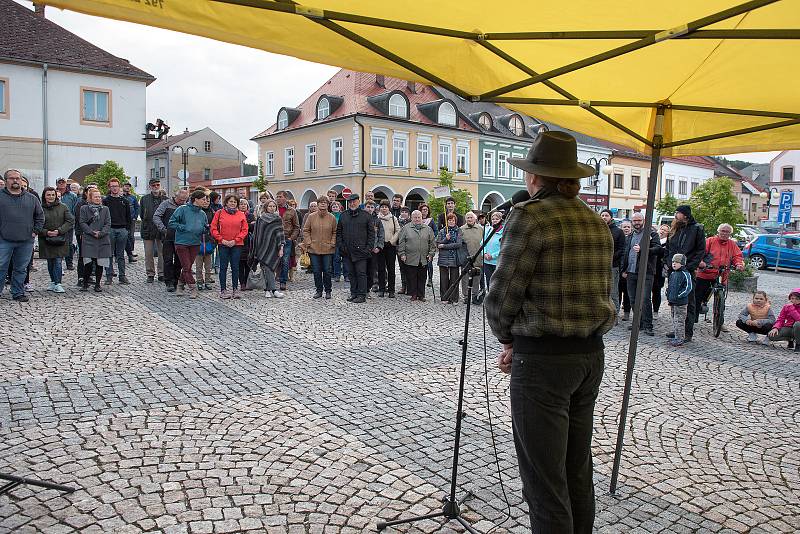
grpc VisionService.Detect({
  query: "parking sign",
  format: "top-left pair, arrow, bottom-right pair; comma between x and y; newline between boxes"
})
777,190 -> 794,225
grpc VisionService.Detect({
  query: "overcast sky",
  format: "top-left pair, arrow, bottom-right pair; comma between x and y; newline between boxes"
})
20,1 -> 781,166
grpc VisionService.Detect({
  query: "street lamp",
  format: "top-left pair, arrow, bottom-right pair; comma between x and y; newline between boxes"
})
759,187 -> 780,221
585,157 -> 613,212
172,145 -> 197,187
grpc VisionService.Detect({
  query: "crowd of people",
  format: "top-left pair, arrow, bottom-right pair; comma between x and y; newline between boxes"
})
1,167 -> 798,352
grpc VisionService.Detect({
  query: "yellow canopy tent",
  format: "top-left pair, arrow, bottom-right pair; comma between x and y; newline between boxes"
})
40,0 -> 800,526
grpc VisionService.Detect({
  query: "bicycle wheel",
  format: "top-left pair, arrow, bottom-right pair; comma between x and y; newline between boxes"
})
712,289 -> 725,338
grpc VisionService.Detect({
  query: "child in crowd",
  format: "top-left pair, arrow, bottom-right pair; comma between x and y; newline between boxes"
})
768,288 -> 800,352
666,253 -> 693,347
735,291 -> 775,343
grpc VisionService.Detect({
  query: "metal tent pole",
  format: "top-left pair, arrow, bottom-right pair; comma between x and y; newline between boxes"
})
609,105 -> 665,495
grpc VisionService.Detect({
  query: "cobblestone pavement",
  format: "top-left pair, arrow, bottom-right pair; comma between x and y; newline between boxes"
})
1,246 -> 799,533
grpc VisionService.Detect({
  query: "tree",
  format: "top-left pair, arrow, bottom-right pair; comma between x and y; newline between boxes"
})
426,168 -> 473,223
689,177 -> 745,234
252,161 -> 267,193
655,192 -> 678,217
243,163 -> 258,176
84,160 -> 128,194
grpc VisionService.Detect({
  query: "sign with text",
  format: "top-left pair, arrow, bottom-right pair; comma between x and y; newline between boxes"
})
433,186 -> 451,199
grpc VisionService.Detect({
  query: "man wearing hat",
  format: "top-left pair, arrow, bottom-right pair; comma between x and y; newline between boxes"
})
665,204 -> 706,342
486,131 -> 615,533
139,178 -> 167,283
336,193 -> 375,303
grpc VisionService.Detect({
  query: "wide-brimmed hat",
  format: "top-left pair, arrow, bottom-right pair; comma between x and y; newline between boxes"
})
508,131 -> 595,179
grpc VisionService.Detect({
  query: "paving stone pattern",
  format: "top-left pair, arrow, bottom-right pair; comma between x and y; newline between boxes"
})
1,248 -> 798,533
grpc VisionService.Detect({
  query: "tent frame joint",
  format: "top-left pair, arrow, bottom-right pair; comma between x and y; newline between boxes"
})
295,5 -> 325,19
655,23 -> 689,43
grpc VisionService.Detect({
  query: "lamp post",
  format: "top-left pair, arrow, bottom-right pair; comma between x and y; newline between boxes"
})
759,187 -> 780,217
172,145 -> 197,187
585,157 -> 613,212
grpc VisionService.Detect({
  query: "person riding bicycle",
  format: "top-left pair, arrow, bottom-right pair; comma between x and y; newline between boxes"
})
695,223 -> 744,322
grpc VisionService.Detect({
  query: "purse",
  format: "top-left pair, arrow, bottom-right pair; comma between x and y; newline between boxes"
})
45,234 -> 66,245
245,267 -> 263,290
456,241 -> 470,267
299,251 -> 311,268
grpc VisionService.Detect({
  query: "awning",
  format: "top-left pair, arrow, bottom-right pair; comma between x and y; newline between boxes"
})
41,0 -> 800,156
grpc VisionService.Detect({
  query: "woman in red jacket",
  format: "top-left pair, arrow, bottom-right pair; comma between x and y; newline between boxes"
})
211,194 -> 249,299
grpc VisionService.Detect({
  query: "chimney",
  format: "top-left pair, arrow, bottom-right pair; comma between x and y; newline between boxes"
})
33,2 -> 46,17
375,74 -> 385,87
407,81 -> 416,94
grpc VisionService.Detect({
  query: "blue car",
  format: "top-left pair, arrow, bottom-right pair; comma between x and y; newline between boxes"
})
742,234 -> 800,270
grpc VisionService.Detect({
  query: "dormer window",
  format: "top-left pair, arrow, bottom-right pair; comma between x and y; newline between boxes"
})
439,102 -> 456,126
277,110 -> 288,130
509,114 -> 524,136
317,97 -> 330,120
478,113 -> 492,130
389,94 -> 407,118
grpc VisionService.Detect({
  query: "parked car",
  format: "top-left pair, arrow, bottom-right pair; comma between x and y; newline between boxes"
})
735,226 -> 763,248
742,234 -> 800,270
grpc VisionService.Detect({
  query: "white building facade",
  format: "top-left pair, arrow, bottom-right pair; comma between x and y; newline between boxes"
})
768,151 -> 800,228
659,157 -> 715,202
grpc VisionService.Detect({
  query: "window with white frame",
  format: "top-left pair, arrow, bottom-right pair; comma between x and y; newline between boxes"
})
389,94 -> 407,118
0,79 -> 7,117
150,168 -> 155,179
204,140 -> 212,152
305,144 -> 317,171
483,150 -> 495,177
160,166 -> 165,179
614,173 -> 624,189
511,153 -> 524,180
266,151 -> 274,176
508,115 -> 524,136
438,141 -> 452,171
631,174 -> 641,191
285,147 -> 294,174
330,138 -> 343,168
277,110 -> 288,130
317,98 -> 330,120
665,178 -> 674,194
371,131 -> 387,166
82,89 -> 110,122
417,138 -> 431,170
497,152 -> 510,178
678,180 -> 687,196
478,113 -> 492,130
691,182 -> 699,193
393,134 -> 408,168
456,143 -> 469,173
438,102 -> 456,126
782,166 -> 794,181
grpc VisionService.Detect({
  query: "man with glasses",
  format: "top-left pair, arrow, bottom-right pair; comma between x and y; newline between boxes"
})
693,223 -> 745,325
102,178 -> 133,284
140,178 -> 167,283
0,170 -> 44,302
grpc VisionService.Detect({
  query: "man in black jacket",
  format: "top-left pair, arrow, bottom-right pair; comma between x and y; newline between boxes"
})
601,209 -> 625,318
102,178 -> 132,284
336,194 -> 376,303
139,179 -> 166,283
153,188 -> 189,292
390,194 -> 403,218
666,205 -> 706,342
622,212 -> 660,336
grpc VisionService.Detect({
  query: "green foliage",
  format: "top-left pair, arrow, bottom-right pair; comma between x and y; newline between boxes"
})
688,177 -> 745,234
711,156 -> 753,171
728,263 -> 756,291
656,192 -> 678,217
426,168 -> 473,222
243,162 -> 258,176
84,160 -> 128,194
252,161 -> 267,193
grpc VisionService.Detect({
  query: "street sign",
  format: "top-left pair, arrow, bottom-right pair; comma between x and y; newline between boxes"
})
342,187 -> 352,198
777,190 -> 794,225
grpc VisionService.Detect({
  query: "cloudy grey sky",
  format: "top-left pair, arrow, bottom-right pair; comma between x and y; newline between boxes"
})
19,2 -> 781,166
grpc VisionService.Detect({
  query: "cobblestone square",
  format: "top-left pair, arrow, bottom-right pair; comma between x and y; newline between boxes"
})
1,247 -> 798,533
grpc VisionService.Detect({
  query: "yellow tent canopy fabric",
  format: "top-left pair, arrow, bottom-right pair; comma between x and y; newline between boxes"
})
41,0 -> 800,156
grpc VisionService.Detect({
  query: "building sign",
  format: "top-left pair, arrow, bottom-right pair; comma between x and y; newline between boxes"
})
579,194 -> 607,206
211,176 -> 256,186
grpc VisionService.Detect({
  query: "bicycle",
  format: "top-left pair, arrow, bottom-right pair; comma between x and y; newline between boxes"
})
700,264 -> 730,338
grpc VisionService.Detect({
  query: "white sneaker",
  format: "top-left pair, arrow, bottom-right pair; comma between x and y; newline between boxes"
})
53,284 -> 65,293
264,291 -> 273,298
747,332 -> 757,342
272,290 -> 285,299
47,282 -> 56,292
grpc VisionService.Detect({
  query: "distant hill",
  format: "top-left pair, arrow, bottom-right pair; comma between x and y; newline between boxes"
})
710,156 -> 752,171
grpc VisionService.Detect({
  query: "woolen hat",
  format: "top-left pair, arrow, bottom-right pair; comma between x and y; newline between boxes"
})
676,205 -> 692,218
672,253 -> 686,266
508,131 -> 595,179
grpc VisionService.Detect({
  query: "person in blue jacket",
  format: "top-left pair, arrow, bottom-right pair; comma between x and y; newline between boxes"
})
168,189 -> 210,298
122,182 -> 140,263
482,210 -> 505,290
667,253 -> 693,347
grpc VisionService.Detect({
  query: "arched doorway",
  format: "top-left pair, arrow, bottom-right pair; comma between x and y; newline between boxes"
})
405,187 -> 428,212
328,184 -> 348,205
481,192 -> 505,213
300,189 -> 317,209
68,163 -> 103,184
372,185 -> 393,203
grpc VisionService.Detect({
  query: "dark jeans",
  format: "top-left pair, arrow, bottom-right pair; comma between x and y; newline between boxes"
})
511,349 -> 604,534
735,320 -> 772,335
377,243 -> 397,293
626,273 -> 654,330
218,245 -> 242,290
367,253 -> 378,290
310,253 -> 333,292
406,263 -> 427,299
439,265 -> 459,302
126,222 -> 135,256
106,227 -> 128,279
652,273 -> 665,313
65,229 -> 75,266
344,256 -> 367,297
162,240 -> 182,287
280,239 -> 293,283
239,260 -> 250,289
685,272 -> 698,339
0,239 -> 34,298
694,277 -> 714,322
47,257 -> 63,284
483,263 -> 497,290
619,272 -> 631,313
76,235 -> 84,280
398,257 -> 407,290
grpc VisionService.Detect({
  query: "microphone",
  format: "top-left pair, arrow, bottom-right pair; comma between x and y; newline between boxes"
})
488,189 -> 530,215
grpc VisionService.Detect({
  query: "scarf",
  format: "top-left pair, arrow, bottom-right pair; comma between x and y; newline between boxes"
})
249,212 -> 284,272
225,207 -> 237,215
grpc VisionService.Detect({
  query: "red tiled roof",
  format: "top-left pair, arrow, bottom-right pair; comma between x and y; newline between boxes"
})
662,155 -> 715,168
251,69 -> 477,139
0,0 -> 155,83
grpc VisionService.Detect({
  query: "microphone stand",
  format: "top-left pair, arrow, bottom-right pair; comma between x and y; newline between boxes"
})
376,220 -> 503,533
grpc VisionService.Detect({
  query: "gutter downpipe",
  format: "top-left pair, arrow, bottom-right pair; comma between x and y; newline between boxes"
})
353,115 -> 367,197
42,63 -> 49,187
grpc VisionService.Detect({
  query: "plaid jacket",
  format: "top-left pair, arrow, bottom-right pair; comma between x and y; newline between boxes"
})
486,194 -> 616,344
